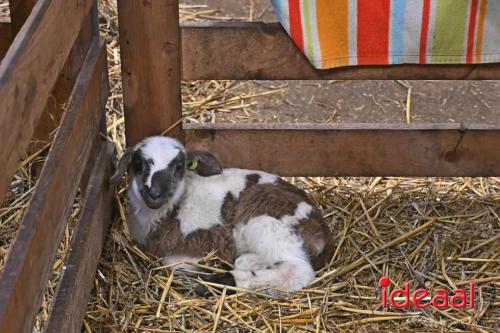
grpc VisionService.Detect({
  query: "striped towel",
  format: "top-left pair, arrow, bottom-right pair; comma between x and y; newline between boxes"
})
271,0 -> 500,69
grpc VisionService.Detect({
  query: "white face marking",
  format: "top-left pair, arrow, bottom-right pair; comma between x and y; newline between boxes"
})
137,136 -> 185,187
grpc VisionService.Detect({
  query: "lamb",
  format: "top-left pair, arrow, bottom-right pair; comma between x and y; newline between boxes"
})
111,136 -> 334,295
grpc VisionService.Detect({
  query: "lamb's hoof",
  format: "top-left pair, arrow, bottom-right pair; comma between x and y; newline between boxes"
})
194,272 -> 236,297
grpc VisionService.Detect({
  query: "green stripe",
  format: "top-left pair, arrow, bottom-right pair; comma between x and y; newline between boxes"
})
432,0 -> 469,61
302,1 -> 315,60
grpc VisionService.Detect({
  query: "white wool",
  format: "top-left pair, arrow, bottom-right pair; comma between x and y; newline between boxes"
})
177,168 -> 278,236
231,214 -> 315,291
230,205 -> 316,292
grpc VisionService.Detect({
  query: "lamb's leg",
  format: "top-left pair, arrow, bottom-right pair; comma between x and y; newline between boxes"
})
146,222 -> 236,272
196,215 -> 317,296
195,259 -> 315,296
234,253 -> 269,271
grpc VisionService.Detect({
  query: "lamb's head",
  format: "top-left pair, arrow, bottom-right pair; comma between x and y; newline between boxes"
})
111,136 -> 223,210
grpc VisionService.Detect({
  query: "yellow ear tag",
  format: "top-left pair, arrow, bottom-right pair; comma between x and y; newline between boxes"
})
189,160 -> 198,171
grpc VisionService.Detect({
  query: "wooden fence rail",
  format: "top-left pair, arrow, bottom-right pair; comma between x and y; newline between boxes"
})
181,22 -> 500,81
0,38 -> 108,333
0,0 -> 95,204
185,123 -> 500,177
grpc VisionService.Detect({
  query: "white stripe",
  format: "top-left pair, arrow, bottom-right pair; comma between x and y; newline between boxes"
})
308,0 -> 322,66
481,0 -> 500,62
272,0 -> 290,34
402,1 -> 422,58
348,0 -> 358,66
299,1 -> 311,60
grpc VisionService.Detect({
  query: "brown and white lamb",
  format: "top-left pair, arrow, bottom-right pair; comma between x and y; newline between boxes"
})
111,136 -> 334,295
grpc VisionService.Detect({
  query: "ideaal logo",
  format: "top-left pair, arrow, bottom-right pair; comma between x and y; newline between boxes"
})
379,276 -> 475,309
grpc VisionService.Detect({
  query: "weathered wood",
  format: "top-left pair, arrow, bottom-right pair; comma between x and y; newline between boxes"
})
0,0 -> 94,205
0,39 -> 108,333
182,22 -> 500,80
44,143 -> 113,333
118,0 -> 183,146
31,7 -> 95,153
184,123 -> 500,177
8,0 -> 38,34
0,17 -> 11,59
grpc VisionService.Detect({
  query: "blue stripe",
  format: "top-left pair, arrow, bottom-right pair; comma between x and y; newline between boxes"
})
390,0 -> 407,62
272,0 -> 285,22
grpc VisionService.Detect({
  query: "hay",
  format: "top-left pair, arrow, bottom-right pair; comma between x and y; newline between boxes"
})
90,1 -> 499,332
85,176 -> 499,332
0,0 -> 498,332
0,0 -> 8,18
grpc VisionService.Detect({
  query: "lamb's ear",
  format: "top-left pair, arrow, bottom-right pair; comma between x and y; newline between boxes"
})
111,147 -> 133,187
186,150 -> 223,176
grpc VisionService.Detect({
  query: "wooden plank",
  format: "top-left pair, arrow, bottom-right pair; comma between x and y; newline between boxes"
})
0,17 -> 11,60
30,7 -> 95,153
184,123 -> 500,177
0,39 -> 108,333
181,22 -> 500,80
9,1 -> 96,153
44,143 -> 113,333
0,0 -> 94,205
118,0 -> 182,146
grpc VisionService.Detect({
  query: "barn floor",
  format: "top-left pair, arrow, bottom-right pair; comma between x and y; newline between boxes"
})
0,0 -> 499,332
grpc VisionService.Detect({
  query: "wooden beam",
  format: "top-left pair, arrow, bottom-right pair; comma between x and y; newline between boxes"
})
30,6 -> 95,153
0,39 -> 108,333
181,22 -> 500,80
0,0 -> 94,205
118,0 -> 182,146
44,143 -> 113,333
9,1 -> 96,153
184,123 -> 500,177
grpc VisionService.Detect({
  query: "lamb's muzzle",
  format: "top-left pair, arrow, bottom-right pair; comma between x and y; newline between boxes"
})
112,136 -> 334,296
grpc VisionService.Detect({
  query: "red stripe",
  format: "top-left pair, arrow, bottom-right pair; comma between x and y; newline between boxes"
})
419,0 -> 431,64
289,0 -> 304,51
466,0 -> 479,63
357,0 -> 391,65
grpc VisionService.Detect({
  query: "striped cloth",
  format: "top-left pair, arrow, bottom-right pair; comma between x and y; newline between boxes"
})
271,0 -> 500,69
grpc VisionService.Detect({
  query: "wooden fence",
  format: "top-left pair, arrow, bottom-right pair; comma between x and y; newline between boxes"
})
0,0 -> 112,332
118,1 -> 500,177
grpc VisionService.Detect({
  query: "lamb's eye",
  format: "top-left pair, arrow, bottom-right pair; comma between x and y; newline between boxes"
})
175,163 -> 182,171
132,157 -> 143,173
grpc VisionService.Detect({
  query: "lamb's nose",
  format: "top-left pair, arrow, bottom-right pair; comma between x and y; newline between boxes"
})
148,187 -> 162,200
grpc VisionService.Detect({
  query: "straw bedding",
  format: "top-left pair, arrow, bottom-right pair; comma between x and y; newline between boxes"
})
0,1 -> 498,332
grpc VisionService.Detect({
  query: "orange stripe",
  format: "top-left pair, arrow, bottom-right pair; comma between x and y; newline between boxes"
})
317,0 -> 349,67
475,0 -> 487,63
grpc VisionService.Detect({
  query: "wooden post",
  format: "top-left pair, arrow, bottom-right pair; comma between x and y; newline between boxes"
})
118,0 -> 183,146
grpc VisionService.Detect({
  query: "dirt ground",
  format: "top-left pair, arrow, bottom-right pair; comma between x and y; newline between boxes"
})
181,0 -> 500,125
